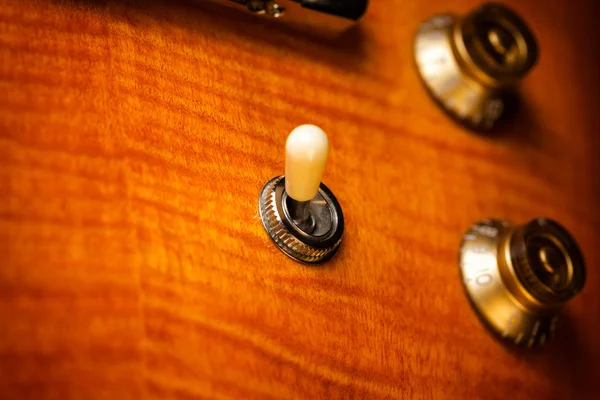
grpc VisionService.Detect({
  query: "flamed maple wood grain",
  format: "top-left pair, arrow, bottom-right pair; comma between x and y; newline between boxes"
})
1,0 -> 599,398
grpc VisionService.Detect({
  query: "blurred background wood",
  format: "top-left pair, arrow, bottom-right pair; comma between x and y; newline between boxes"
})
1,0 -> 599,398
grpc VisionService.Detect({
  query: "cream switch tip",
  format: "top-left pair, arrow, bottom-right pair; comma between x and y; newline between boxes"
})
285,124 -> 329,202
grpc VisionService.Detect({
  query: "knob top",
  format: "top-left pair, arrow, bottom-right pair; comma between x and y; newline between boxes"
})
460,3 -> 539,84
510,218 -> 586,305
285,124 -> 330,202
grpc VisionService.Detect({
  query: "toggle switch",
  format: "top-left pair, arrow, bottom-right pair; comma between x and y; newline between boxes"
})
459,218 -> 586,347
258,125 -> 344,263
414,3 -> 538,130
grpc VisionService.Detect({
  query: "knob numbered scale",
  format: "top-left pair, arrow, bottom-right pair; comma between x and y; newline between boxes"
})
459,218 -> 585,347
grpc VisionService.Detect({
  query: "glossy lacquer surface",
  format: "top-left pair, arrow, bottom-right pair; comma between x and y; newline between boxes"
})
1,0 -> 599,398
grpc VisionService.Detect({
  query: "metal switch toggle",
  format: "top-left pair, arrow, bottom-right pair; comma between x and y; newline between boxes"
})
258,125 -> 344,264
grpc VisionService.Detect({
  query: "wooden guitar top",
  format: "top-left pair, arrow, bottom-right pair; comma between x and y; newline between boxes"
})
1,0 -> 599,398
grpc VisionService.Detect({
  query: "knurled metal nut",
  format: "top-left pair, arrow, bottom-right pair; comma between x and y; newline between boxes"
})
258,176 -> 344,264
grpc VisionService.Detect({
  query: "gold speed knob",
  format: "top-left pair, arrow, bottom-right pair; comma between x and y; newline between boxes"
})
459,218 -> 586,347
414,3 -> 538,129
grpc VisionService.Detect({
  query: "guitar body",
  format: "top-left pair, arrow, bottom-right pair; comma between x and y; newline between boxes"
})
1,0 -> 599,398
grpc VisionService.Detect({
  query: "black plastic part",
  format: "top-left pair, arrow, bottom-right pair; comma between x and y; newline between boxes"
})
299,0 -> 368,20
